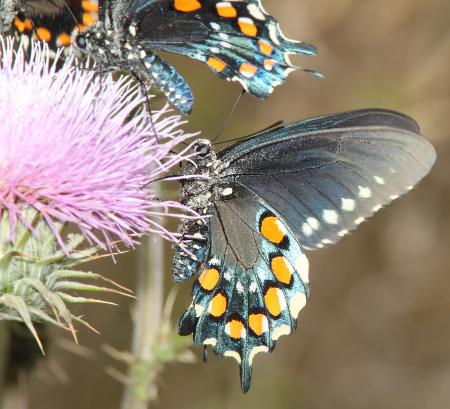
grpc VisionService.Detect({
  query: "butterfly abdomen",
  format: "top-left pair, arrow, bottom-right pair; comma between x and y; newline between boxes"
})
143,53 -> 194,114
173,215 -> 210,283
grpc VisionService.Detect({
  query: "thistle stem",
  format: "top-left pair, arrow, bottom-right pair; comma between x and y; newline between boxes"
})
3,370 -> 28,409
120,229 -> 165,409
0,321 -> 9,409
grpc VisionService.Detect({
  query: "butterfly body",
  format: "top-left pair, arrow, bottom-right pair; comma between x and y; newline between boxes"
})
74,0 -> 320,114
173,109 -> 436,392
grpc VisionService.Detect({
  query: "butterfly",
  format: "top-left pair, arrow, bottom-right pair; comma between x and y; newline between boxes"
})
72,0 -> 321,114
172,109 -> 436,392
12,0 -> 98,50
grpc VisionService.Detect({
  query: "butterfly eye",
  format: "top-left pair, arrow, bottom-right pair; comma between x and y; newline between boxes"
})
75,33 -> 87,50
193,142 -> 211,157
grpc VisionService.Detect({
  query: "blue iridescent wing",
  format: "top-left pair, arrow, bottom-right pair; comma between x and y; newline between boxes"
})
179,182 -> 309,392
218,109 -> 436,250
127,0 -> 319,99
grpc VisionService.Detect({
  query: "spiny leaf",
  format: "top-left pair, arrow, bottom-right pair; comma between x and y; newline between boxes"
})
58,293 -> 118,306
0,294 -> 44,353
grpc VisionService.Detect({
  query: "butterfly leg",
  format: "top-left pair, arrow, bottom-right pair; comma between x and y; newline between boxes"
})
143,52 -> 194,115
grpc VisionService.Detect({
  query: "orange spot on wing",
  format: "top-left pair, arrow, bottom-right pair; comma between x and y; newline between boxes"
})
82,0 -> 99,12
264,287 -> 283,317
207,57 -> 227,72
260,216 -> 286,244
57,33 -> 72,47
259,40 -> 273,56
24,19 -> 32,31
14,18 -> 26,33
83,12 -> 97,26
238,19 -> 258,37
210,293 -> 227,317
240,62 -> 257,78
14,18 -> 33,32
226,319 -> 245,339
271,256 -> 293,286
36,27 -> 51,42
174,0 -> 201,12
216,2 -> 237,18
198,268 -> 220,291
249,314 -> 267,336
264,59 -> 277,71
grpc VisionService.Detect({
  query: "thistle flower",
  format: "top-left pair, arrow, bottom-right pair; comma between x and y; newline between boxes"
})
0,36 -> 195,250
0,36 -> 196,343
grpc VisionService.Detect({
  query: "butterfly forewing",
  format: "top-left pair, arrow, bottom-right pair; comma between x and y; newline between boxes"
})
218,109 -> 436,249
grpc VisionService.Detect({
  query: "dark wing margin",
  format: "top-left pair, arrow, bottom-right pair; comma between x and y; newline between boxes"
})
218,109 -> 436,250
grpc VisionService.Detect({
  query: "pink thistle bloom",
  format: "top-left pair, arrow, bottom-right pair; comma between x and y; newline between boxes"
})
0,36 -> 197,251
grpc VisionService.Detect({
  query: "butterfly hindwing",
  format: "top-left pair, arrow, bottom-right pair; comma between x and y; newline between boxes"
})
179,183 -> 309,392
218,109 -> 436,249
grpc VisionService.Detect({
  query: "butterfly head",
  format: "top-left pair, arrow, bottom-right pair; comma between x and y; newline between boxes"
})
182,139 -> 217,174
193,139 -> 211,157
73,23 -> 122,65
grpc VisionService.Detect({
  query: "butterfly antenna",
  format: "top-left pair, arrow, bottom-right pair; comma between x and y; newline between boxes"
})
214,120 -> 285,146
210,89 -> 246,144
60,0 -> 79,25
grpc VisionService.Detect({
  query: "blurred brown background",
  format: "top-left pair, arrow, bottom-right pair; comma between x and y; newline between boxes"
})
26,0 -> 450,408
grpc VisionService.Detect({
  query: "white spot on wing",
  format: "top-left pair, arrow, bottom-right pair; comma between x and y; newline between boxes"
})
247,4 -> 266,20
354,217 -> 365,225
210,22 -> 221,31
341,198 -> 356,212
272,325 -> 290,341
302,223 -> 313,236
195,304 -> 204,317
249,281 -> 257,293
238,17 -> 254,26
220,187 -> 233,197
323,209 -> 339,225
295,254 -> 309,284
224,350 -> 242,364
236,281 -> 244,294
249,346 -> 269,366
358,186 -> 372,199
203,338 -> 217,347
289,292 -> 307,318
307,217 -> 320,230
268,25 -> 281,45
374,176 -> 385,185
